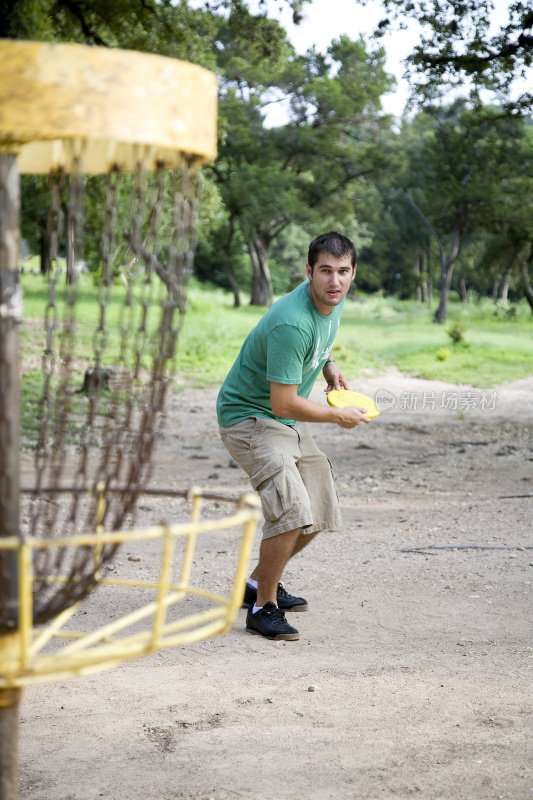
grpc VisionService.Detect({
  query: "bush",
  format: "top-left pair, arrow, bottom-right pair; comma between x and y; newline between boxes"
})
447,322 -> 466,345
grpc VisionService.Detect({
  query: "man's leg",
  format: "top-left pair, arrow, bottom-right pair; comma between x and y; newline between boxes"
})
249,530 -> 319,587
220,418 -> 321,617
250,530 -> 319,582
246,529 -> 319,613
245,527 -> 302,641
250,527 -> 301,607
289,530 -> 319,558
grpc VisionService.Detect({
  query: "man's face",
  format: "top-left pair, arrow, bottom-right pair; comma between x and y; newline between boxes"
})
306,252 -> 356,315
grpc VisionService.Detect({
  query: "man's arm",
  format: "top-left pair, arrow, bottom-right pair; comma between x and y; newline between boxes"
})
270,382 -> 371,429
322,358 -> 348,393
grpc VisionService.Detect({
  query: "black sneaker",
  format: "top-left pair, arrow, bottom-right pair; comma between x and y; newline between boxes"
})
246,602 -> 300,641
242,582 -> 308,612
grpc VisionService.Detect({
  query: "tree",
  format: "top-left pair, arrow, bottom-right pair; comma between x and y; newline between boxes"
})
400,102 -> 525,321
357,178 -> 434,299
0,0 -> 314,70
0,0 -> 222,67
213,33 -> 394,305
368,0 -> 533,111
481,120 -> 533,311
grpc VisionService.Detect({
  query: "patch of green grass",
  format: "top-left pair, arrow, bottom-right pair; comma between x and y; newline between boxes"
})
20,273 -> 533,395
317,294 -> 533,387
20,271 -> 176,371
395,345 -> 532,386
177,283 -> 266,386
21,371 -> 44,444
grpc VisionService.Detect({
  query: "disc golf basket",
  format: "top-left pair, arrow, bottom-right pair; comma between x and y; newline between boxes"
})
0,40 -> 260,799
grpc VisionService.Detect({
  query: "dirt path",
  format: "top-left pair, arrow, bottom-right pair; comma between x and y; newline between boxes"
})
19,370 -> 533,800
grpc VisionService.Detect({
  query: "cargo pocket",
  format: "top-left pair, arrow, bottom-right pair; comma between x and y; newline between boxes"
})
250,456 -> 302,523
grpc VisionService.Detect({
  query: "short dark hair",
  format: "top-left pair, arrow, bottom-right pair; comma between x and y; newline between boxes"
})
308,232 -> 357,269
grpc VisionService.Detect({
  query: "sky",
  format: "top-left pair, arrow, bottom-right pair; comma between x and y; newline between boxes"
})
263,0 -> 421,119
257,0 -> 532,124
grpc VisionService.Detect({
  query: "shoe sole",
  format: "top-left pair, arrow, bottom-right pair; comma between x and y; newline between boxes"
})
246,626 -> 300,641
242,602 -> 309,612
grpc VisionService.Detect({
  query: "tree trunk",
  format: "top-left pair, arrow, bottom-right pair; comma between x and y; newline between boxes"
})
519,248 -> 533,313
433,261 -> 454,323
497,265 -> 512,305
62,200 -> 77,285
426,246 -> 433,306
413,254 -> 421,301
500,277 -> 509,305
249,234 -> 273,307
458,277 -> 467,302
433,223 -> 461,323
421,249 -> 428,304
39,216 -> 51,276
225,261 -> 241,308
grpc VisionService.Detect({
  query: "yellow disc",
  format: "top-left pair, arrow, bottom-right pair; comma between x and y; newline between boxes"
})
327,390 -> 380,418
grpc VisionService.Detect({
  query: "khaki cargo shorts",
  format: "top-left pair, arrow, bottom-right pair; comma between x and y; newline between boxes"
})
219,417 -> 342,539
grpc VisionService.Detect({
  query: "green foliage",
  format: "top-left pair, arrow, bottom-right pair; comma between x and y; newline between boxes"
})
194,232 -> 251,291
212,29 -> 394,304
6,0 -> 533,314
371,0 -> 533,111
269,224 -> 310,290
447,322 -> 466,344
20,176 -> 49,259
1,0 -> 218,68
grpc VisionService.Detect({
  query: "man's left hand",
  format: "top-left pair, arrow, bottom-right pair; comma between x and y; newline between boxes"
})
322,361 -> 349,393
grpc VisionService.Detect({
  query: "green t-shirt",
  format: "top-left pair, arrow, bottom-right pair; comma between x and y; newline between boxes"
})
216,280 -> 344,427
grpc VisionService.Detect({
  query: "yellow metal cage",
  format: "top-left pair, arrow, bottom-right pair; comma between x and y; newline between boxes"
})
0,489 -> 259,689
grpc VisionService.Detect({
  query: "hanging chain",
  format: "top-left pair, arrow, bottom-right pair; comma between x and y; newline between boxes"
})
20,159 -> 203,626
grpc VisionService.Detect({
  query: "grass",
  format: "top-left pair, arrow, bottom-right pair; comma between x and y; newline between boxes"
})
323,294 -> 533,387
20,268 -> 172,368
19,269 -> 182,447
19,272 -> 533,397
178,284 -> 533,388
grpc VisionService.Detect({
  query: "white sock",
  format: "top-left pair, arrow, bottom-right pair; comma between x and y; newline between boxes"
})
252,604 -> 263,614
247,577 -> 258,589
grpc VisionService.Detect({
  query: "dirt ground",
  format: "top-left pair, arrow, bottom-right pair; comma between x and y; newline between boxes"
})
19,369 -> 533,800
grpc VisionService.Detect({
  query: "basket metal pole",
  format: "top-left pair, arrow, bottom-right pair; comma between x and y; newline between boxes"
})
0,151 -> 22,800
0,651 -> 21,800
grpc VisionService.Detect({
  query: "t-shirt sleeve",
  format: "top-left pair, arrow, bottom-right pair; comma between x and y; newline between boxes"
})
265,324 -> 308,385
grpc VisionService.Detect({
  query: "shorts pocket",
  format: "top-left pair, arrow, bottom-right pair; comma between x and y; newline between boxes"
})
250,456 -> 301,523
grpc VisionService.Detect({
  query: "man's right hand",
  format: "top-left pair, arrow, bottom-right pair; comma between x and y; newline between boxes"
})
333,406 -> 372,429
270,382 -> 372,428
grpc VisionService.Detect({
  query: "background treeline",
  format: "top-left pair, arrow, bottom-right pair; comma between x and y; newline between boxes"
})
5,0 -> 533,322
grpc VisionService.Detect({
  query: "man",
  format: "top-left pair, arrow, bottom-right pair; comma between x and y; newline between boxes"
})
217,232 -> 372,641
